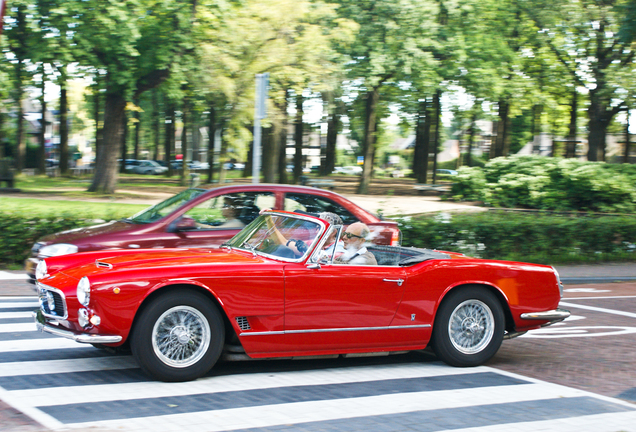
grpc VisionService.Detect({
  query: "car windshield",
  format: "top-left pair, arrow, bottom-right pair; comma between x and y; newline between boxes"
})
225,213 -> 323,261
126,188 -> 207,224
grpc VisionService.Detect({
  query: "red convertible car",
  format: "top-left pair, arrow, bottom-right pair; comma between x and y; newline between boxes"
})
34,211 -> 569,382
25,184 -> 400,283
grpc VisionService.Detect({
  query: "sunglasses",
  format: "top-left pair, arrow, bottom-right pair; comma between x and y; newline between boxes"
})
342,232 -> 364,240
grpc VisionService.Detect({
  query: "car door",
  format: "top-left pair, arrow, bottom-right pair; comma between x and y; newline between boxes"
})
283,262 -> 406,350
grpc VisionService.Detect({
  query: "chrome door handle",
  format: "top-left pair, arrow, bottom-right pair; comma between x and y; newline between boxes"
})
383,278 -> 404,286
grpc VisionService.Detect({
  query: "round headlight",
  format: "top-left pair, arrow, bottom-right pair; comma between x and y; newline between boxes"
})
39,243 -> 79,258
35,260 -> 48,280
77,276 -> 91,306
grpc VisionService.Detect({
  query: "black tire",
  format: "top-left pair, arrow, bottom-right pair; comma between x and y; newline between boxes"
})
431,287 -> 504,367
131,290 -> 224,382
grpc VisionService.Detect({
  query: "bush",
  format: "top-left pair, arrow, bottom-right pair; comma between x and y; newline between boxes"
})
450,156 -> 636,213
398,211 -> 636,264
0,213 -> 99,266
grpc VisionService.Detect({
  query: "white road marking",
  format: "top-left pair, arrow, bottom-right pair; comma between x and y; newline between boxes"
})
560,301 -> 636,319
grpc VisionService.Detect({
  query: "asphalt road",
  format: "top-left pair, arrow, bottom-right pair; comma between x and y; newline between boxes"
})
1,279 -> 635,431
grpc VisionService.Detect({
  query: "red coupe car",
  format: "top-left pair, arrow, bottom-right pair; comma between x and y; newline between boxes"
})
34,211 -> 569,382
25,184 -> 401,283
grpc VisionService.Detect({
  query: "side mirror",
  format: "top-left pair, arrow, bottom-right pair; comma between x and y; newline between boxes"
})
171,216 -> 197,232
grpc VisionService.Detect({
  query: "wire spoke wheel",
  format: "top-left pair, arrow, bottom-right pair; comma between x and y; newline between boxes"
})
432,287 -> 504,367
132,290 -> 224,382
152,306 -> 211,368
448,299 -> 494,355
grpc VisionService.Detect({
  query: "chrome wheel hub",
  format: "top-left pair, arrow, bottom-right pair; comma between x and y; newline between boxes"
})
448,299 -> 494,355
152,306 -> 211,368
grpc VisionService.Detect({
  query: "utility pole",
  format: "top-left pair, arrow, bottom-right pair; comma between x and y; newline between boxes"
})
252,73 -> 269,184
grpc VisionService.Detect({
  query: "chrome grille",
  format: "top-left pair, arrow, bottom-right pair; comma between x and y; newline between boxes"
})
235,316 -> 251,331
37,283 -> 68,319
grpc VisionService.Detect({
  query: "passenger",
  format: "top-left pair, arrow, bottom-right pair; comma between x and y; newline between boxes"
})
218,196 -> 245,228
335,222 -> 377,265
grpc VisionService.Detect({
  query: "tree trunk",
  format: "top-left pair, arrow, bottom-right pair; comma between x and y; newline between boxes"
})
321,90 -> 339,176
413,98 -> 430,184
207,105 -> 215,183
15,59 -> 26,171
293,93 -> 303,183
566,89 -> 578,158
357,87 -> 380,194
94,83 -> 102,168
180,102 -> 190,186
133,97 -> 140,161
59,69 -> 69,175
467,113 -> 476,167
218,120 -> 227,183
260,126 -> 275,182
38,67 -> 47,175
0,111 -> 4,159
165,102 -> 174,176
431,90 -> 441,184
587,90 -> 608,162
277,89 -> 289,184
152,89 -> 160,161
119,111 -> 128,173
624,111 -> 631,164
88,92 -> 126,193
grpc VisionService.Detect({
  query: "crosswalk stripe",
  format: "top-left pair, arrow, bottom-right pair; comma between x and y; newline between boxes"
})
0,311 -> 33,319
0,301 -> 38,309
0,336 -> 92,352
0,322 -> 37,333
0,296 -> 634,432
57,384 -> 596,431
10,362 -> 488,406
0,356 -> 137,378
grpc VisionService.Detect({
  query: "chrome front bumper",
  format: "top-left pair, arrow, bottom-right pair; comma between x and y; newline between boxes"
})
33,310 -> 123,344
520,308 -> 570,325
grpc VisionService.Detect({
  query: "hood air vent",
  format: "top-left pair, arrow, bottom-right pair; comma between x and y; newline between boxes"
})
95,261 -> 113,269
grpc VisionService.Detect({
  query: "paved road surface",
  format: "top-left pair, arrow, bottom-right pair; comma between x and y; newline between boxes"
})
1,293 -> 636,432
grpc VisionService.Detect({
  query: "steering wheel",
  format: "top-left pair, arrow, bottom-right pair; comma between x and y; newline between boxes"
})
286,239 -> 308,254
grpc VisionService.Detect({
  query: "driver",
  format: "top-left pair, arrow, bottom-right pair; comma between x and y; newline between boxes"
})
334,222 -> 377,265
218,196 -> 245,228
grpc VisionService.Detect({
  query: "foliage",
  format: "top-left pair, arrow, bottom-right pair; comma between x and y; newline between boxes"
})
450,156 -> 636,212
0,212 -> 101,266
398,211 -> 636,264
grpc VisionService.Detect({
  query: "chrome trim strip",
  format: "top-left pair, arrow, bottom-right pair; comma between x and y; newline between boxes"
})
36,282 -> 68,320
520,308 -> 570,321
33,310 -> 123,344
240,324 -> 431,337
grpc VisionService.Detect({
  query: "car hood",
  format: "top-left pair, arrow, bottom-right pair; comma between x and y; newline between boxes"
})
39,220 -> 144,245
43,247 -> 267,281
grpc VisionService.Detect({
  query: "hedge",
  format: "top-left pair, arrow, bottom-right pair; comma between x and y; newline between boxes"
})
398,211 -> 636,264
0,213 -> 99,266
450,156 -> 636,213
2,210 -> 635,267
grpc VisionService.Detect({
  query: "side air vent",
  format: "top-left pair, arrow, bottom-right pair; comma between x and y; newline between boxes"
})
95,261 -> 113,269
235,316 -> 251,331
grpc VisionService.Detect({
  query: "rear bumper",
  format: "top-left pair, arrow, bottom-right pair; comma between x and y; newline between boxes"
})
520,308 -> 570,325
33,310 -> 123,344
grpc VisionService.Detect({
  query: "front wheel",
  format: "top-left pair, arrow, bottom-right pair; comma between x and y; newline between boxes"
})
432,287 -> 504,367
131,290 -> 224,382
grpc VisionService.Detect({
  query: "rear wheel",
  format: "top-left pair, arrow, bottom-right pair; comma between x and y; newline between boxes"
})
432,287 -> 504,367
131,290 -> 224,382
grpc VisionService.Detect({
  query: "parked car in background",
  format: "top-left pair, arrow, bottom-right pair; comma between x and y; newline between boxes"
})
132,160 -> 169,175
25,185 -> 401,283
436,169 -> 458,176
34,210 -> 569,382
335,166 -> 363,175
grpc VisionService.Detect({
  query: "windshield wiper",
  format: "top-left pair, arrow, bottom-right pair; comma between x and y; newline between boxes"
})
242,241 -> 257,257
